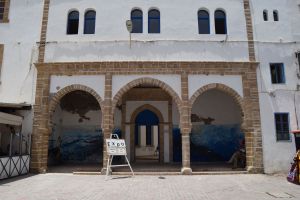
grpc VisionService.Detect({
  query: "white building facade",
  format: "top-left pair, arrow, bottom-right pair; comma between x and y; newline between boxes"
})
0,0 -> 299,175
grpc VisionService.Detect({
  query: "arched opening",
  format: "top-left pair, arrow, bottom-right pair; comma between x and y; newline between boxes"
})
84,10 -> 96,34
263,10 -> 268,21
198,9 -> 210,34
47,90 -> 103,172
190,87 -> 245,171
131,9 -> 143,33
112,79 -> 181,172
134,109 -> 160,161
148,9 -> 160,33
67,10 -> 79,35
273,10 -> 279,21
215,10 -> 227,34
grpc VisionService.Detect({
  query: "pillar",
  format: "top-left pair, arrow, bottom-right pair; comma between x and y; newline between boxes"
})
101,73 -> 113,173
180,73 -> 192,175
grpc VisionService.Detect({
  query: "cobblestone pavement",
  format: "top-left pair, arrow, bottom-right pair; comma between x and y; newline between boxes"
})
0,174 -> 299,200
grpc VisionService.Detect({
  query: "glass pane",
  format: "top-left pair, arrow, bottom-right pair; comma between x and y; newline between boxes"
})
198,19 -> 209,34
132,19 -> 143,33
198,10 -> 209,18
132,10 -> 142,18
67,20 -> 79,34
215,19 -> 226,34
215,10 -> 225,18
84,19 -> 95,34
149,10 -> 160,18
149,19 -> 160,33
270,65 -> 277,83
85,11 -> 95,19
69,11 -> 79,20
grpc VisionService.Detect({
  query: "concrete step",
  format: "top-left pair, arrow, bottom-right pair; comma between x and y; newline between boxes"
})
73,170 -> 248,176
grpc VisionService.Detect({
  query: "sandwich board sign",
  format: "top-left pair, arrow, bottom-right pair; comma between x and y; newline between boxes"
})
106,139 -> 127,156
105,134 -> 134,178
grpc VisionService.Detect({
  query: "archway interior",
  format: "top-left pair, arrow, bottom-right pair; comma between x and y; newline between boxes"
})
190,89 -> 244,169
48,90 -> 103,171
113,83 -> 181,170
135,109 -> 159,161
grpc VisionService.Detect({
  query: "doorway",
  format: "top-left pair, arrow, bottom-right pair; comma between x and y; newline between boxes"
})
134,109 -> 159,161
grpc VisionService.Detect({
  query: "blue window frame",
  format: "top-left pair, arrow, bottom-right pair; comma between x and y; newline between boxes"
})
274,113 -> 290,141
84,10 -> 96,34
131,9 -> 143,33
263,10 -> 268,21
270,63 -> 285,84
67,11 -> 79,35
273,10 -> 279,21
198,10 -> 210,34
215,10 -> 227,34
148,9 -> 160,33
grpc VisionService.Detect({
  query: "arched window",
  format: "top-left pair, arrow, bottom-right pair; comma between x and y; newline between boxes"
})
215,10 -> 227,34
263,10 -> 268,21
148,9 -> 160,33
84,10 -> 96,34
67,11 -> 79,35
273,10 -> 279,21
198,10 -> 210,34
131,9 -> 143,33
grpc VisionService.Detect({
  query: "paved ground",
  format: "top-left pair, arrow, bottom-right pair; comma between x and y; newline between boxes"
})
0,174 -> 299,200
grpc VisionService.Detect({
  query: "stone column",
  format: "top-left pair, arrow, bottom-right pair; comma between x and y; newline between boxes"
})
102,73 -> 113,172
30,68 -> 50,173
180,73 -> 192,175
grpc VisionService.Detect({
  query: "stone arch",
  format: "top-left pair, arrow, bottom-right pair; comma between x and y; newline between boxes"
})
189,83 -> 244,124
49,84 -> 104,128
130,104 -> 164,124
129,104 -> 165,163
112,77 -> 182,115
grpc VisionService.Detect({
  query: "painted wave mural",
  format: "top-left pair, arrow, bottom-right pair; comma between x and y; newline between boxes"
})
190,124 -> 244,162
48,126 -> 103,164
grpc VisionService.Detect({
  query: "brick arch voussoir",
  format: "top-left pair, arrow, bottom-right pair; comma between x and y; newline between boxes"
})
112,77 -> 182,115
48,84 -> 104,127
189,83 -> 245,123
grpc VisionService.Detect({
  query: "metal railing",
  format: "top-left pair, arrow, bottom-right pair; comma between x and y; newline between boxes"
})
0,155 -> 30,180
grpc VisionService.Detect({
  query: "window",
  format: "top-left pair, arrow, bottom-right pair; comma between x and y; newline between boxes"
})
131,9 -> 143,33
215,10 -> 227,34
198,10 -> 210,34
273,10 -> 279,21
148,9 -> 160,33
67,11 -> 79,35
275,113 -> 290,141
84,10 -> 96,34
0,0 -> 10,22
263,10 -> 268,21
270,63 -> 285,84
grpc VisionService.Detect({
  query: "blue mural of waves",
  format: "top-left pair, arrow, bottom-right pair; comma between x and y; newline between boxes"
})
61,127 -> 103,163
190,124 -> 244,162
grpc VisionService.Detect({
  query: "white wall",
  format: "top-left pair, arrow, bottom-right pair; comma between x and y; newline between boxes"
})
112,75 -> 181,100
251,0 -> 300,173
44,0 -> 249,62
189,75 -> 244,98
0,0 -> 43,104
192,89 -> 242,125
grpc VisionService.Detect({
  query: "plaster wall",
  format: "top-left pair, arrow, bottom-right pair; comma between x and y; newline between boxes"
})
112,75 -> 181,99
44,0 -> 249,62
188,75 -> 244,98
125,101 -> 168,123
0,0 -> 43,104
50,75 -> 105,100
191,89 -> 242,125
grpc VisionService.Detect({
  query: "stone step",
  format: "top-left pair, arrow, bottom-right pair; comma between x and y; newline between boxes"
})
73,170 -> 248,176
